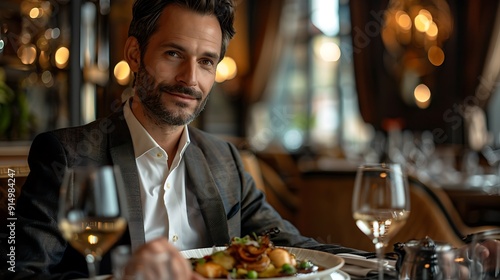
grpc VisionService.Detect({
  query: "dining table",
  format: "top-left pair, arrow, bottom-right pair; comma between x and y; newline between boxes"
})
439,174 -> 500,227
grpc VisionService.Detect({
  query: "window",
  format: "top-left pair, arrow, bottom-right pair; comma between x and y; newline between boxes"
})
248,0 -> 374,159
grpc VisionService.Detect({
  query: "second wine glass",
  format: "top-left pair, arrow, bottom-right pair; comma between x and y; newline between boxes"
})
352,163 -> 410,280
58,166 -> 128,279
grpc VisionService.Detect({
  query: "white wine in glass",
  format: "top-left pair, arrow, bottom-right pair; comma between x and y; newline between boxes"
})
352,163 -> 410,280
58,166 -> 128,279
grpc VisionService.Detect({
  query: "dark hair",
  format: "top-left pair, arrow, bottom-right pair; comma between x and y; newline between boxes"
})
128,0 -> 236,61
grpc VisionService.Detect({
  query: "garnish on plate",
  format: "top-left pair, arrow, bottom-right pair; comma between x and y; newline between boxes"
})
189,231 -> 320,279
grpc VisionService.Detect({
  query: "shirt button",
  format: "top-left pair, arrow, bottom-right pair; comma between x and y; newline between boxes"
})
166,182 -> 171,189
172,235 -> 179,242
156,153 -> 163,158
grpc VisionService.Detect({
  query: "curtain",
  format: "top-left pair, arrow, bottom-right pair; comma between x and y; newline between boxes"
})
243,0 -> 286,104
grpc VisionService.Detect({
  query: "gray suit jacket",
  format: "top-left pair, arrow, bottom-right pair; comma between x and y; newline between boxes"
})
4,106 -> 362,279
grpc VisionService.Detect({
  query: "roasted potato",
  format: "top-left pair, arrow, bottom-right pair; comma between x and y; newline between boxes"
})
195,261 -> 226,278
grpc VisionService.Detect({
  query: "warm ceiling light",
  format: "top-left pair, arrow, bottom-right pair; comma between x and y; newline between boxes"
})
414,84 -> 431,102
39,50 -> 51,69
55,46 -> 70,69
419,9 -> 433,21
17,44 -> 37,65
428,46 -> 445,66
382,0 -> 453,55
29,8 -> 41,19
426,22 -> 438,38
414,83 -> 431,108
215,56 -> 237,83
114,60 -> 131,86
319,42 -> 341,62
382,0 -> 453,98
396,11 -> 412,30
414,14 -> 431,32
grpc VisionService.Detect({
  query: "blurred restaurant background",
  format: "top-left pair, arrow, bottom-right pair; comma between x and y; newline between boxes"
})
1,0 -> 500,252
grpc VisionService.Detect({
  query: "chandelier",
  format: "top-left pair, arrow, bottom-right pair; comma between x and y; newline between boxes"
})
382,0 -> 453,77
381,0 -> 453,108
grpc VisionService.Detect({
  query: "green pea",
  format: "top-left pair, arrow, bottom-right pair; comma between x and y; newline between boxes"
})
281,263 -> 296,275
247,270 -> 258,279
299,260 -> 313,269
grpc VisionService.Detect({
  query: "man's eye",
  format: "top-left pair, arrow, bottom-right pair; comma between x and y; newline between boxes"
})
201,59 -> 214,67
166,51 -> 179,57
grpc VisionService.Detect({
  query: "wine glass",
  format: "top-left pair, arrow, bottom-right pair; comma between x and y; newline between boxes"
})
58,166 -> 129,279
352,163 -> 410,280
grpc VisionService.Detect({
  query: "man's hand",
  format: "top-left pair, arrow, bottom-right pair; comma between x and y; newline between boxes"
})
476,239 -> 500,273
123,237 -> 205,279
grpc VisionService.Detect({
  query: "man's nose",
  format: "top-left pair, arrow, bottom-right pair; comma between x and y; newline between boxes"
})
175,60 -> 198,87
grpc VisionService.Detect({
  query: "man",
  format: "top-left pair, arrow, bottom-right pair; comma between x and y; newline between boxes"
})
3,0 -> 363,279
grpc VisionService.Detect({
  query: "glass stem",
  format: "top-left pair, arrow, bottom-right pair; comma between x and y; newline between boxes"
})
375,242 -> 385,280
85,254 -> 99,280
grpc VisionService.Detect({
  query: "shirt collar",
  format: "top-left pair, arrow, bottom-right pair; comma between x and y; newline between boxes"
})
124,97 -> 191,159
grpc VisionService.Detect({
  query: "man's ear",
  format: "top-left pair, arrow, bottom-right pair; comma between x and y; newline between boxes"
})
124,36 -> 141,72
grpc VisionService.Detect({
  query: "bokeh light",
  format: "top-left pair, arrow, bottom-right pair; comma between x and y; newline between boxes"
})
114,60 -> 131,86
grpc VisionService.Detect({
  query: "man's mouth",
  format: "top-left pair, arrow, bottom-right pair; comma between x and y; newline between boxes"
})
159,85 -> 201,100
166,91 -> 197,100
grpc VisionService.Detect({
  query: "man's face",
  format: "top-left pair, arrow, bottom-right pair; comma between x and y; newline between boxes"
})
133,5 -> 222,126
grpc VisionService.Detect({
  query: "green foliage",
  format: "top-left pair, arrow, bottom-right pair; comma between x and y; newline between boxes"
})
0,70 -> 34,140
0,79 -> 15,136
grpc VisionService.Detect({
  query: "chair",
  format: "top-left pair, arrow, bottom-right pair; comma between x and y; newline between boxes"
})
254,142 -> 303,194
257,158 -> 300,223
238,149 -> 300,225
298,170 -> 500,253
393,174 -> 500,248
239,149 -> 266,193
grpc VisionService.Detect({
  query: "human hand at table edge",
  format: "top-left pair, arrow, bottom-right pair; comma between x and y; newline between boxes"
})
123,237 -> 205,280
469,238 -> 500,272
451,237 -> 500,279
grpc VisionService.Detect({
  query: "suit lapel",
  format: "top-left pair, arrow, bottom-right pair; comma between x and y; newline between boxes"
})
108,112 -> 145,251
105,111 -> 231,248
184,145 -> 230,245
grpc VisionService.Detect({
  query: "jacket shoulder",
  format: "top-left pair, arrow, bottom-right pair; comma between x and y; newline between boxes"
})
31,110 -> 126,166
188,127 -> 235,150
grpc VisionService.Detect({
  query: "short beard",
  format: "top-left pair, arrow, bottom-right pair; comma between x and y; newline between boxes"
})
134,64 -> 209,127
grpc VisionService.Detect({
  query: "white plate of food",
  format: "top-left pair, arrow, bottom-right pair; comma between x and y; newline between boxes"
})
181,246 -> 345,279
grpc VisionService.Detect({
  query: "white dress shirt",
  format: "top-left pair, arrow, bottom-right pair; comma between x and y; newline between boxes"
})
123,98 -> 209,250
